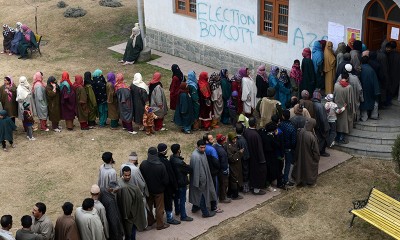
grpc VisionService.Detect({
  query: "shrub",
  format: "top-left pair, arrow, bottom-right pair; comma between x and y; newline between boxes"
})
391,134 -> 400,174
99,0 -> 123,8
57,1 -> 68,8
64,7 -> 87,18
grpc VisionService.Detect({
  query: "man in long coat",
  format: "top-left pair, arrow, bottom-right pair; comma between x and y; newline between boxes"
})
333,71 -> 355,144
292,118 -> 320,186
243,117 -> 267,195
117,167 -> 147,240
386,41 -> 400,103
360,56 -> 380,121
99,182 -> 124,240
54,202 -> 80,240
312,90 -> 330,157
189,140 -> 218,218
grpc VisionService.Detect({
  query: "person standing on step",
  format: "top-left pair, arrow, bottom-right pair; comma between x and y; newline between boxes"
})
170,144 -> 194,222
360,55 -> 380,122
189,140 -> 218,218
324,94 -> 346,148
157,143 -> 181,225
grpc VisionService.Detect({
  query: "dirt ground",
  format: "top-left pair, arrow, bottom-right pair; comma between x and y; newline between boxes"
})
1,1 -> 399,239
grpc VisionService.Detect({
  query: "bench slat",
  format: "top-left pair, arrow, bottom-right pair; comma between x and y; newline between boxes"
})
352,209 -> 400,238
367,200 -> 400,221
365,205 -> 400,226
372,189 -> 400,208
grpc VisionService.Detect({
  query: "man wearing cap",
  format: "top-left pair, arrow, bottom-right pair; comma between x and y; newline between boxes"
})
75,198 -> 106,240
189,140 -> 218,218
31,202 -> 54,240
140,147 -> 170,230
99,181 -> 124,240
337,63 -> 363,122
290,104 -> 308,130
120,152 -> 148,201
98,152 -> 117,189
117,166 -> 147,240
243,117 -> 267,195
259,87 -> 281,127
312,89 -> 330,157
213,134 -> 231,203
170,144 -> 193,221
90,184 -> 109,239
299,90 -> 315,118
157,143 -> 181,225
334,71 -> 354,144
54,202 -> 80,240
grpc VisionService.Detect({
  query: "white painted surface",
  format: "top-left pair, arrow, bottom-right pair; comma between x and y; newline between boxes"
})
144,0 -> 400,68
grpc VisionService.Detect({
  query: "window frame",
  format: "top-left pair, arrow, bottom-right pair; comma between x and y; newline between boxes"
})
175,0 -> 197,18
260,0 -> 289,42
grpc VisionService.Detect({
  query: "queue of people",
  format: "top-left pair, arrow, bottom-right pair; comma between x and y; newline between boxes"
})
2,23 -> 38,59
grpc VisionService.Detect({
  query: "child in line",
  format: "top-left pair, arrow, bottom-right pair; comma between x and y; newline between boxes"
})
324,94 -> 346,147
143,105 -> 158,135
0,110 -> 17,151
23,102 -> 35,140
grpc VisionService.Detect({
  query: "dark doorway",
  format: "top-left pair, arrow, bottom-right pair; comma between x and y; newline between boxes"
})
367,20 -> 387,51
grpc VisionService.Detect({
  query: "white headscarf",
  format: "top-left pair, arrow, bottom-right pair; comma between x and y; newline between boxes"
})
15,22 -> 22,32
130,23 -> 140,47
132,73 -> 149,94
16,76 -> 31,101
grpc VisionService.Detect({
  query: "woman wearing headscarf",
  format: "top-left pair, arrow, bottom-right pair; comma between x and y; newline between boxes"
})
209,72 -> 223,128
346,37 -> 355,53
174,82 -> 194,134
16,76 -> 36,128
312,41 -> 324,89
170,64 -> 185,110
119,23 -> 143,65
350,40 -> 362,77
60,71 -> 76,130
17,24 -> 37,59
45,76 -> 62,132
268,66 -> 279,89
92,69 -> 108,127
323,41 -> 337,94
131,72 -> 148,131
240,67 -> 257,117
220,69 -> 231,125
84,72 -> 98,127
2,25 -> 15,55
256,64 -> 269,99
10,22 -> 22,54
276,69 -> 291,109
149,72 -> 168,131
198,72 -> 213,130
106,72 -> 119,129
73,75 -> 89,130
116,73 -> 136,134
32,72 -> 49,131
335,42 -> 346,68
231,71 -> 243,114
187,71 -> 200,130
300,48 -> 316,95
0,76 -> 18,123
290,60 -> 302,98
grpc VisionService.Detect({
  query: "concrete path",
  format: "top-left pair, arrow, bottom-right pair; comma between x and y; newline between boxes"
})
108,43 -> 219,75
108,44 -> 353,239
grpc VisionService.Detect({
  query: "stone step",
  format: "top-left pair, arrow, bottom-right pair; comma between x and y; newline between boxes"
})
354,122 -> 400,132
333,142 -> 393,159
347,129 -> 400,145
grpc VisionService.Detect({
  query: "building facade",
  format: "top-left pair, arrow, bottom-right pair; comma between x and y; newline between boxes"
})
144,0 -> 400,72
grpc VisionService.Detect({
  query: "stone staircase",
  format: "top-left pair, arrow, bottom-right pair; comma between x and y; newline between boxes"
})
334,102 -> 400,159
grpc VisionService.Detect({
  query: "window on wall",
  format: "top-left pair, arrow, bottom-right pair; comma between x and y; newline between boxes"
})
175,0 -> 196,17
260,0 -> 289,41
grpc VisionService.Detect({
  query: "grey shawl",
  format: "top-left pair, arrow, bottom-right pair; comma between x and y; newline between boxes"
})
34,85 -> 48,120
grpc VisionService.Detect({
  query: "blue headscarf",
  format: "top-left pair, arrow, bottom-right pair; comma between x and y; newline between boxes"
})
312,41 -> 323,74
187,71 -> 197,90
92,69 -> 103,78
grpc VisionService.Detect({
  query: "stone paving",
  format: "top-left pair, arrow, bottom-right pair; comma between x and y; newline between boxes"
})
108,43 -> 353,240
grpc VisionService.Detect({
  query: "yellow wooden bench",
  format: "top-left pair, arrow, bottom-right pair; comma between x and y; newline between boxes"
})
349,187 -> 400,239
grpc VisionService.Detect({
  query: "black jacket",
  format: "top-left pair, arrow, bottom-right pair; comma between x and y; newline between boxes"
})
169,154 -> 192,187
159,153 -> 178,193
213,143 -> 229,172
140,152 -> 169,194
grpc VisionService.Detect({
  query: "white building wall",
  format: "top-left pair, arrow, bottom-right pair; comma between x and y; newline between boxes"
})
144,0 -> 400,69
